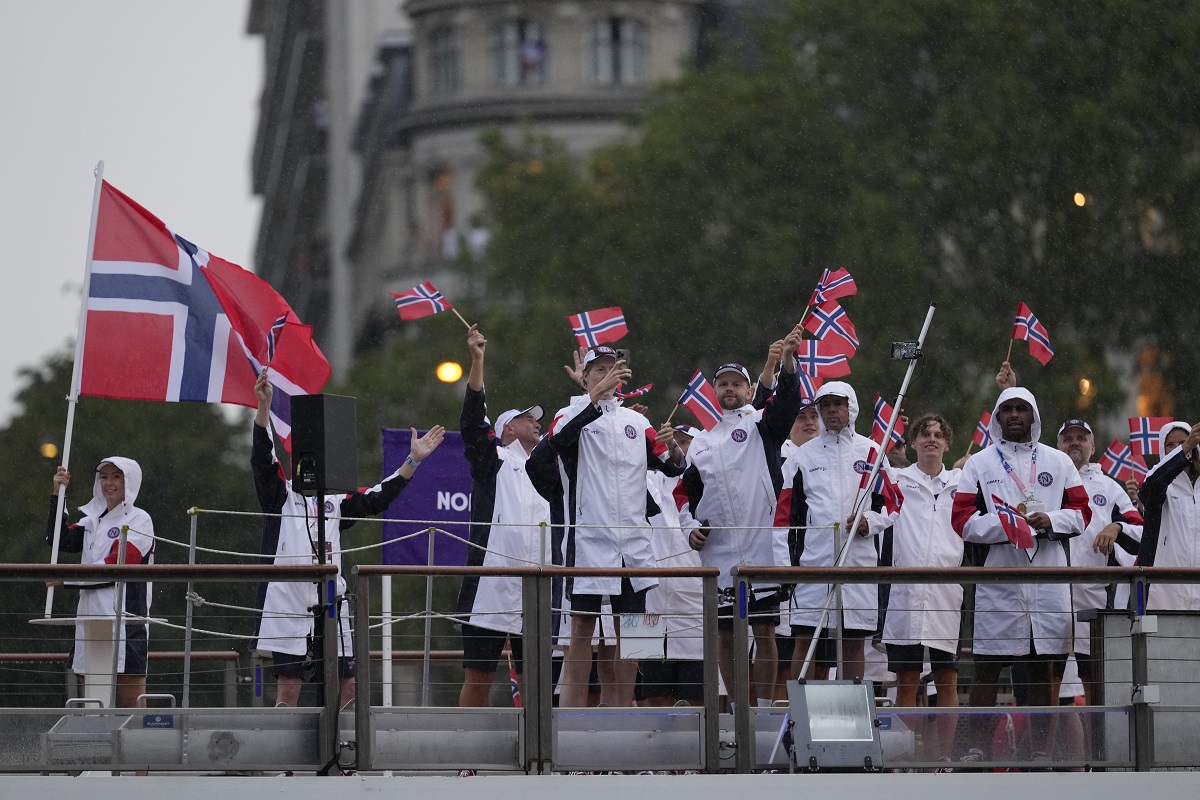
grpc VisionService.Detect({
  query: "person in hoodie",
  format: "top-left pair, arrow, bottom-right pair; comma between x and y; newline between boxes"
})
950,387 -> 1091,761
251,369 -> 445,708
1138,419 -> 1200,610
775,381 -> 887,683
532,344 -> 685,707
49,457 -> 154,707
681,323 -> 803,706
455,324 -> 550,707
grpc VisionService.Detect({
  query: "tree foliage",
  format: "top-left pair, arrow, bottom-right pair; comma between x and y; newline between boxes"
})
468,0 -> 1200,447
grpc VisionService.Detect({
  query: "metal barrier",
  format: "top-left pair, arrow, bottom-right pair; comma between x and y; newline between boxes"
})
733,565 -> 1200,772
5,562 -> 1200,774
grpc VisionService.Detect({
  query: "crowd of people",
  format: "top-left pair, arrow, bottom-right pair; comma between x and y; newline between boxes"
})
45,324 -> 1200,765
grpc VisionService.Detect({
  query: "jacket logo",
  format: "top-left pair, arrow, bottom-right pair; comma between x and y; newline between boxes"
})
1093,494 -> 1107,506
106,526 -> 121,539
731,429 -> 748,443
853,460 -> 870,474
324,500 -> 335,513
624,424 -> 638,440
986,478 -> 1004,485
1037,472 -> 1054,487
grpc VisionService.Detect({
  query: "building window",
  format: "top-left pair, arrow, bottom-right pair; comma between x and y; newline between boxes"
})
430,27 -> 459,97
493,19 -> 546,87
592,17 -> 646,86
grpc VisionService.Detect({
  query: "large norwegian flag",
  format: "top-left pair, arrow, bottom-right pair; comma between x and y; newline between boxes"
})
390,281 -> 452,320
1100,439 -> 1149,484
972,411 -> 993,449
803,300 -> 859,356
795,339 -> 851,378
1128,416 -> 1174,457
1012,302 -> 1054,366
992,494 -> 1035,549
567,306 -> 628,347
871,393 -> 905,453
83,182 -> 330,448
808,267 -> 857,306
678,370 -> 722,431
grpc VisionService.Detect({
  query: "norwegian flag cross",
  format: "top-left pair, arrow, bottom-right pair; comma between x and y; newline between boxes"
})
677,370 -> 722,431
567,306 -> 628,348
1012,302 -> 1054,365
973,411 -> 993,448
1100,439 -> 1136,481
803,301 -> 860,354
809,267 -> 858,306
390,281 -> 452,321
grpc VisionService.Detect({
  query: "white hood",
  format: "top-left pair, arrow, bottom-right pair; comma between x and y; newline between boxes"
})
79,456 -> 143,519
813,380 -> 859,433
989,387 -> 1042,444
1159,420 -> 1192,457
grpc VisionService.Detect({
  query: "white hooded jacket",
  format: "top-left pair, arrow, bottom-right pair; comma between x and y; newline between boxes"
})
1138,420 -> 1200,610
775,382 -> 885,631
53,457 -> 155,673
951,387 -> 1090,656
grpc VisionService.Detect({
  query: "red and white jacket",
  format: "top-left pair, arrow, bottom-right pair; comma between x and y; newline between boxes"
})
951,388 -> 1091,656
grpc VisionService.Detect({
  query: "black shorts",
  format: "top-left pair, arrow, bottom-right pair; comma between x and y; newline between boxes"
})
637,659 -> 704,703
1073,652 -> 1094,680
717,596 -> 781,630
461,623 -> 524,674
571,578 -> 648,615
271,651 -> 356,680
886,643 -> 960,675
124,623 -> 149,676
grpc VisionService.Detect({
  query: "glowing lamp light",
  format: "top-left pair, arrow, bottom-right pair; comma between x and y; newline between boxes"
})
436,361 -> 464,383
1074,192 -> 1086,207
40,442 -> 59,460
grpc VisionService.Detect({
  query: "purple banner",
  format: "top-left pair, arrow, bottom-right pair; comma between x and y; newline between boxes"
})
381,428 -> 472,566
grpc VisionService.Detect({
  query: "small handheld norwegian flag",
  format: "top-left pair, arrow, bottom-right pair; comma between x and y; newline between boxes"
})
803,300 -> 859,357
567,306 -> 628,348
992,494 -> 1035,549
1011,302 -> 1054,365
1100,439 -> 1137,482
390,281 -> 453,320
871,394 -> 905,453
677,370 -> 722,431
795,339 -> 851,378
615,383 -> 652,401
973,411 -> 993,448
808,267 -> 857,306
1128,416 -> 1174,457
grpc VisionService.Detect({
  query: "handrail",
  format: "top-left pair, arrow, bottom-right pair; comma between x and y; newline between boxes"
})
0,650 -> 240,664
355,565 -> 721,578
2,564 -> 338,582
731,565 -> 1200,584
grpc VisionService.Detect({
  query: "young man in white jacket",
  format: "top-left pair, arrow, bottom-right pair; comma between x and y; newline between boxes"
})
867,414 -> 962,763
951,386 -> 1091,761
534,346 -> 684,707
456,324 -> 551,706
775,381 -> 886,683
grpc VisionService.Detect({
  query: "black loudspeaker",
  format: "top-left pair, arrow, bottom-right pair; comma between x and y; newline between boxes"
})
290,393 -> 358,495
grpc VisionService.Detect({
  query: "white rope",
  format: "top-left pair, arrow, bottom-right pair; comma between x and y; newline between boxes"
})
186,591 -> 310,618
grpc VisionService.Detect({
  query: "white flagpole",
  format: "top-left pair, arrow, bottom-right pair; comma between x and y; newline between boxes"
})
46,160 -> 105,618
796,302 -> 937,679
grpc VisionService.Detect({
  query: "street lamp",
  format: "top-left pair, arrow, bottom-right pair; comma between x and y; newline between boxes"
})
436,361 -> 463,383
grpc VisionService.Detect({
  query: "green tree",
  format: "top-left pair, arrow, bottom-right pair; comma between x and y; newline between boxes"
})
467,0 -> 1200,448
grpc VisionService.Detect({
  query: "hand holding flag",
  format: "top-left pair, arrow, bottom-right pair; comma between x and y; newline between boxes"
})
992,494 -> 1035,549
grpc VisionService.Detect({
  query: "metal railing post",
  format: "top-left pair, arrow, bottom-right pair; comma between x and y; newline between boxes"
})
354,569 -> 372,771
701,573 -> 720,771
522,570 -> 553,773
732,573 -> 753,773
223,657 -> 237,707
319,576 -> 339,769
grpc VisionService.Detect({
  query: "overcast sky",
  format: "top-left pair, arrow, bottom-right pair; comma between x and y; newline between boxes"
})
0,1 -> 261,426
